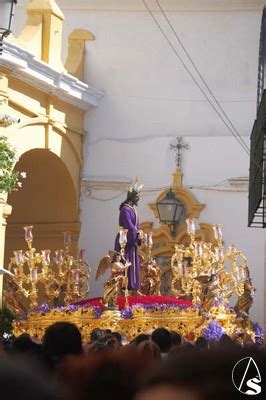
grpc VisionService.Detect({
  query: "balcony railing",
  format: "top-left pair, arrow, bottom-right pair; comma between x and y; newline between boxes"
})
248,90 -> 266,227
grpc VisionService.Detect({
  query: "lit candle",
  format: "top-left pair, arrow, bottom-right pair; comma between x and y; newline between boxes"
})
214,246 -> 224,261
213,225 -> 223,241
78,249 -> 85,262
119,228 -> 128,246
144,233 -> 148,246
227,244 -> 237,256
41,250 -> 51,265
174,244 -> 184,256
74,270 -> 80,284
148,232 -> 153,247
186,218 -> 196,236
64,231 -> 72,246
178,262 -> 184,276
13,250 -> 24,266
119,227 -> 124,247
194,241 -> 203,257
55,250 -> 64,264
23,226 -> 33,241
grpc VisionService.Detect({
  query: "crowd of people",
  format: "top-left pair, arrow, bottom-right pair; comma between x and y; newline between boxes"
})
0,323 -> 265,400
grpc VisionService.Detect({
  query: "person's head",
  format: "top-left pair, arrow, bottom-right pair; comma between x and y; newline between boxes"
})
12,333 -> 41,356
218,333 -> 234,347
42,322 -> 82,368
137,340 -> 161,362
61,346 -> 146,400
170,331 -> 182,347
194,336 -> 208,349
0,357 -> 56,400
132,334 -> 150,346
151,328 -> 172,353
119,190 -> 140,210
96,334 -> 119,351
90,328 -> 103,343
112,332 -> 122,345
115,254 -> 122,262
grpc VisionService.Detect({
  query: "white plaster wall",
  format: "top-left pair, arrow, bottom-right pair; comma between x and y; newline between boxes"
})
13,1 -> 265,325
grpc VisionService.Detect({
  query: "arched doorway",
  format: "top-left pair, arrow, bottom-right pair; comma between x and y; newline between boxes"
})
4,149 -> 80,266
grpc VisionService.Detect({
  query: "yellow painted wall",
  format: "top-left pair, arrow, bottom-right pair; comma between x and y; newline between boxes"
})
0,1 -> 94,307
2,74 -> 84,269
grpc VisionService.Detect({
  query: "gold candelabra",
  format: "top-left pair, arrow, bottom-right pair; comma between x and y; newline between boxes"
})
171,219 -> 255,313
141,232 -> 161,295
119,227 -> 129,308
7,226 -> 91,309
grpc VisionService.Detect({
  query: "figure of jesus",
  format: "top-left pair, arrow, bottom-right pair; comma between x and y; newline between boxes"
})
114,183 -> 143,292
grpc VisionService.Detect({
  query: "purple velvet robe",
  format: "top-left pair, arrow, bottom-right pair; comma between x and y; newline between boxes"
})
115,204 -> 141,290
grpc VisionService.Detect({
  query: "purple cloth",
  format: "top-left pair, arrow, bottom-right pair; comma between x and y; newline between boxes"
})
115,205 -> 141,290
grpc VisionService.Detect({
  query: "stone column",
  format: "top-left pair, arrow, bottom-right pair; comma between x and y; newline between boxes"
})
0,194 -> 12,309
0,69 -> 12,308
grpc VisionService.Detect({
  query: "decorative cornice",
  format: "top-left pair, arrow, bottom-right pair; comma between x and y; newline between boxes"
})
190,177 -> 249,192
0,40 -> 104,110
81,176 -> 132,191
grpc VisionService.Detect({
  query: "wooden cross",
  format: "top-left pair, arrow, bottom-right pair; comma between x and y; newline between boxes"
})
170,137 -> 189,168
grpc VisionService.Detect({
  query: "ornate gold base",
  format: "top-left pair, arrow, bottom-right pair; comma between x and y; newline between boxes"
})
12,304 -> 255,342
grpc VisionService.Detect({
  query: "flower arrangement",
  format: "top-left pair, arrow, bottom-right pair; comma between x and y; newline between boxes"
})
0,306 -> 15,338
0,136 -> 26,194
35,295 -> 194,320
202,320 -> 224,340
253,322 -> 264,345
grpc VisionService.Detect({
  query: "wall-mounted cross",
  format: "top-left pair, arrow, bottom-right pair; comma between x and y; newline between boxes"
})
170,137 -> 189,168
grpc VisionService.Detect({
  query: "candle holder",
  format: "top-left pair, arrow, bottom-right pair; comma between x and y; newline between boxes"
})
118,227 -> 129,307
170,222 -> 255,313
7,227 -> 91,309
140,232 -> 161,295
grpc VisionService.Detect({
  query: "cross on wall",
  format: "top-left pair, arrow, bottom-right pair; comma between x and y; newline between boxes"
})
170,137 -> 189,168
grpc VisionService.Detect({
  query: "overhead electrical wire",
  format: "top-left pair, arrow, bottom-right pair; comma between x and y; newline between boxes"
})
155,0 -> 250,155
142,0 -> 251,158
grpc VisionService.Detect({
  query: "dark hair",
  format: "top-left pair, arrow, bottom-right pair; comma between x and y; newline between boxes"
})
42,322 -> 82,369
12,333 -> 41,357
90,328 -> 103,343
61,347 -> 146,400
170,331 -> 182,346
132,333 -> 150,346
112,332 -> 122,344
119,190 -> 138,211
194,336 -> 208,349
151,328 -> 172,353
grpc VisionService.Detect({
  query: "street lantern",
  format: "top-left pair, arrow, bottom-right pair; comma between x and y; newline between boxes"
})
156,188 -> 186,236
0,0 -> 17,39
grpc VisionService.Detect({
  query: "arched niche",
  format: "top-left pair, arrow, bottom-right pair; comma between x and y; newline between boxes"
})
4,149 -> 80,266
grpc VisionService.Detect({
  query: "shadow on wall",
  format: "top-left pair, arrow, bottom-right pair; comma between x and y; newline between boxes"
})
5,148 -> 79,264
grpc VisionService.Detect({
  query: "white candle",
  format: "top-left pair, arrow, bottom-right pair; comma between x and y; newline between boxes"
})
64,231 -> 72,245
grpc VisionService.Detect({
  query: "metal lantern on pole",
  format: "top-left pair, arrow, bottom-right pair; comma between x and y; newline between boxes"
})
0,0 -> 17,40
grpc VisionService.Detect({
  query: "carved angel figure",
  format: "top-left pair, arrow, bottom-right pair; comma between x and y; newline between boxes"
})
234,266 -> 255,315
141,259 -> 161,295
96,251 -> 130,308
202,273 -> 222,311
